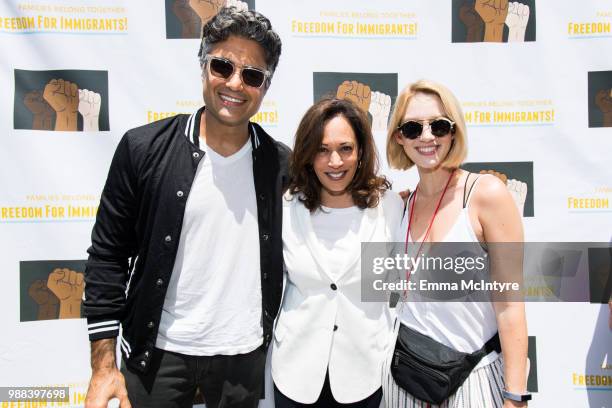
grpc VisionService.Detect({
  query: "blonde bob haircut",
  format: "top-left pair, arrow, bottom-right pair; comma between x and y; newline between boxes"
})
386,79 -> 468,170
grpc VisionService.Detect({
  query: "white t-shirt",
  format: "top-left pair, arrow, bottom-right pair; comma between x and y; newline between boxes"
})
156,139 -> 263,356
311,205 -> 363,280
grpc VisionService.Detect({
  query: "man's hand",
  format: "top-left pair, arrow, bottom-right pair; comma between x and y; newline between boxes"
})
28,279 -> 59,320
595,89 -> 612,127
78,89 -> 102,132
475,0 -> 509,42
189,0 -> 224,25
85,339 -> 131,408
23,90 -> 54,130
368,91 -> 392,132
459,1 -> 484,42
172,0 -> 201,38
43,79 -> 79,131
505,2 -> 529,42
336,80 -> 372,114
46,268 -> 84,319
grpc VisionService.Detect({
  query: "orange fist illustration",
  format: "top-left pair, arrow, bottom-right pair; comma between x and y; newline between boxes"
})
46,268 -> 84,319
43,79 -> 79,131
336,80 -> 371,114
29,279 -> 59,320
23,90 -> 54,130
189,0 -> 224,25
475,0 -> 509,42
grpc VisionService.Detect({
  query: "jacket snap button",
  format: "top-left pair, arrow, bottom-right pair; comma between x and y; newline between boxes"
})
140,361 -> 146,367
177,191 -> 184,197
330,283 -> 337,291
192,152 -> 200,159
147,321 -> 154,328
164,235 -> 171,242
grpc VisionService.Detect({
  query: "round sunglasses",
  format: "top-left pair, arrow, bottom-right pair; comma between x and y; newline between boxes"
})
204,55 -> 270,88
397,118 -> 455,139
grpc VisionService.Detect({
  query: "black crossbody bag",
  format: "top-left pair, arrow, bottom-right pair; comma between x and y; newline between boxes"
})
390,323 -> 501,405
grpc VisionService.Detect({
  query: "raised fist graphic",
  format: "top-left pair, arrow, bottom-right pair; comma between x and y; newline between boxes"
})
459,1 -> 484,42
595,89 -> 612,127
475,0 -> 509,42
29,279 -> 59,320
226,0 -> 248,11
336,80 -> 371,114
189,0 -> 224,25
43,78 -> 79,131
506,178 -> 528,216
78,89 -> 102,132
23,90 -> 54,130
46,268 -> 84,319
173,0 -> 201,38
505,2 -> 530,42
368,91 -> 392,132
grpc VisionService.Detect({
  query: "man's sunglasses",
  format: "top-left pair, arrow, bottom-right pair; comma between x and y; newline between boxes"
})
204,55 -> 270,88
397,118 -> 455,140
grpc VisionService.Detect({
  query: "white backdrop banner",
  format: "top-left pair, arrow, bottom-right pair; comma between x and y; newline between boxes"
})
1,0 -> 611,407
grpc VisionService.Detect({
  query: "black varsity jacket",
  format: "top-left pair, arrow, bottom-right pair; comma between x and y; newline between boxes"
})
83,107 -> 290,374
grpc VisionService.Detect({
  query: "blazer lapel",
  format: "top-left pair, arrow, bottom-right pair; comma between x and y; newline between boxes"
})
293,199 -> 335,282
333,203 -> 381,282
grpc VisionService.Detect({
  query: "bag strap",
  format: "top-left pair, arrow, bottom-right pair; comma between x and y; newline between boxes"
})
462,173 -> 481,209
484,332 -> 502,354
468,332 -> 502,364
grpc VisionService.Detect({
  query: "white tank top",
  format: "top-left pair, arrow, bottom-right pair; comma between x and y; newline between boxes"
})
397,175 -> 500,369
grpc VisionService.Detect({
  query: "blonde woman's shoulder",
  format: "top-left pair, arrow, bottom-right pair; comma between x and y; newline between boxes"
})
471,173 -> 511,207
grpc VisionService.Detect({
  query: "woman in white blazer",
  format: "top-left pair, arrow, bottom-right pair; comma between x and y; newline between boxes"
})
271,98 -> 403,407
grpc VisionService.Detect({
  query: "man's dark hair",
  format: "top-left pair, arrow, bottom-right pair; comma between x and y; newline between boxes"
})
198,6 -> 282,86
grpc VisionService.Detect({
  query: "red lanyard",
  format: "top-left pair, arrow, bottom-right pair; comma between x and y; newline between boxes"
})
402,169 -> 455,298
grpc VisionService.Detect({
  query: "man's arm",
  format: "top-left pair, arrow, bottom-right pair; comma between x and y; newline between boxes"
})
85,339 -> 131,408
83,133 -> 140,407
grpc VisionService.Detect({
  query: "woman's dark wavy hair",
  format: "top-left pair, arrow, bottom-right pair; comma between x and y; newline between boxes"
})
289,97 -> 391,212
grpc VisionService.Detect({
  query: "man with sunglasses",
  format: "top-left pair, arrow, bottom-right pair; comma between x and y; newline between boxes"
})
83,7 -> 288,408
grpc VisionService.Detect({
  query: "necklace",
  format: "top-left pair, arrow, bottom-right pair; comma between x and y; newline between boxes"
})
402,169 -> 455,299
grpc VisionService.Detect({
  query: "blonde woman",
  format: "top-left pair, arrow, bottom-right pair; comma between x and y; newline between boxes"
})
383,80 -> 530,408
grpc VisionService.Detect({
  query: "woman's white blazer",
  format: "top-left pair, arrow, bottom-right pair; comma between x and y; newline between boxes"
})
271,191 -> 403,404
